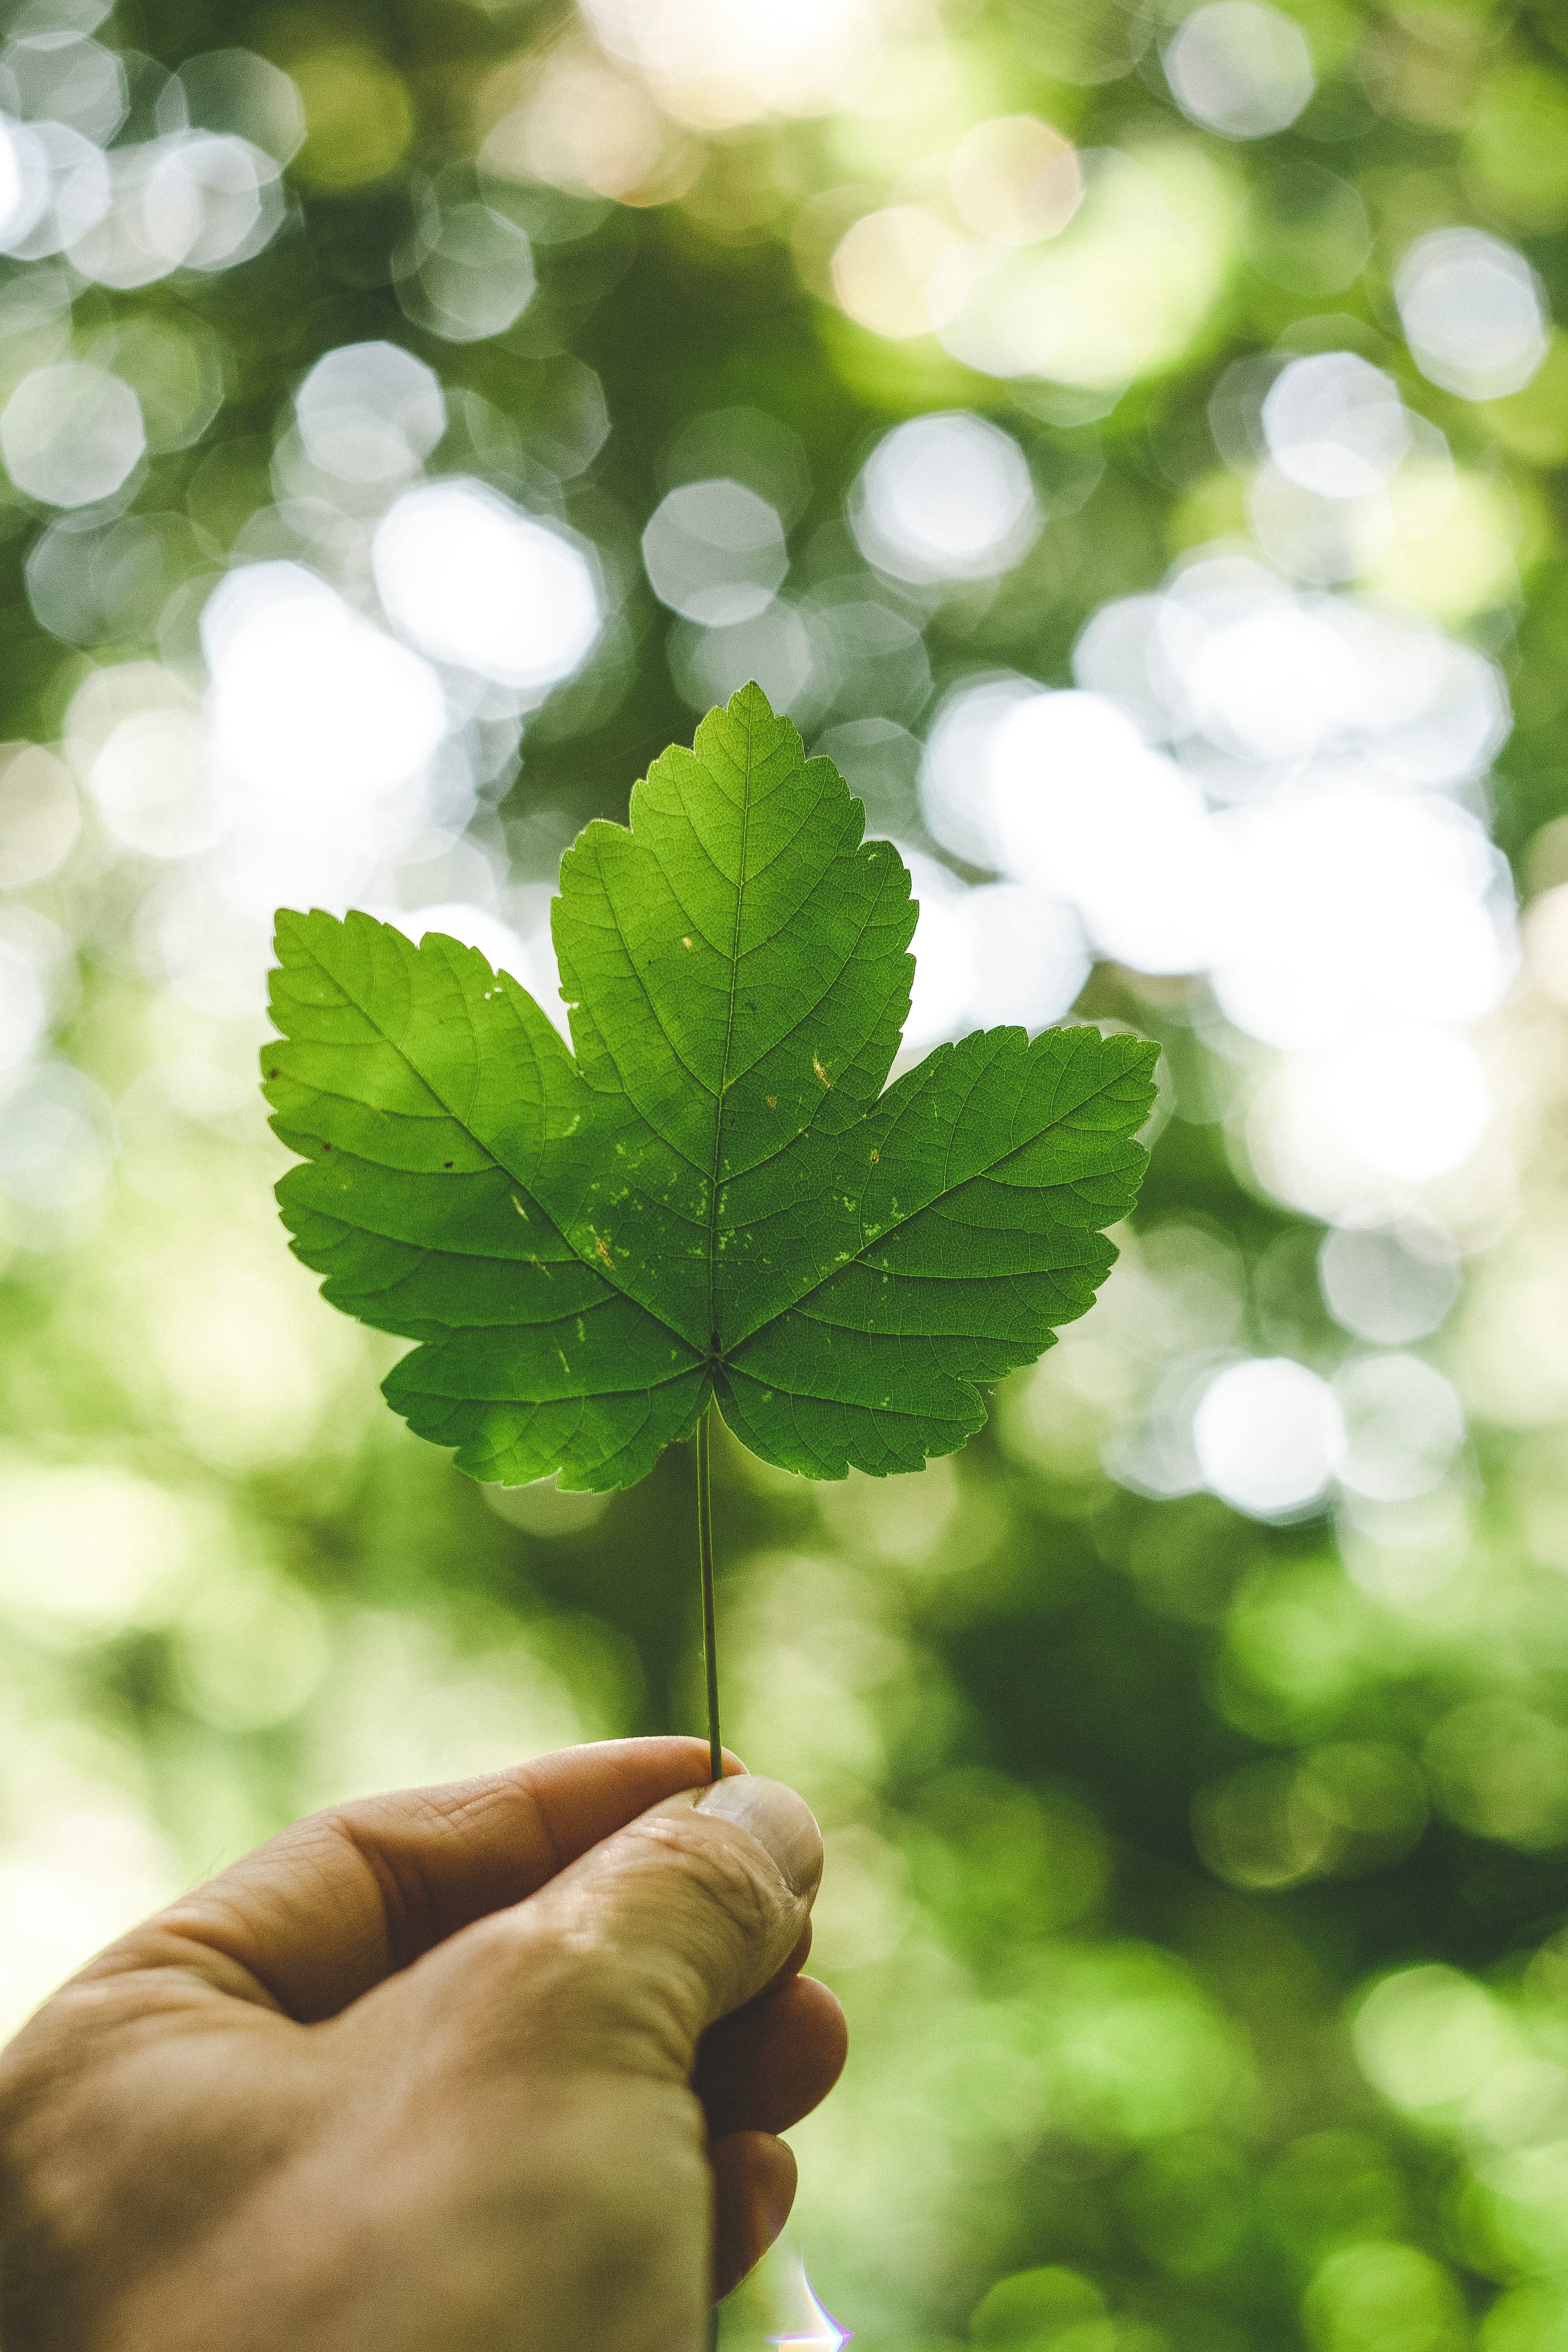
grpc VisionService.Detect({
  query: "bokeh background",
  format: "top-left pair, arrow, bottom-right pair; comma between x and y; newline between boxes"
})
2,0 -> 1568,2343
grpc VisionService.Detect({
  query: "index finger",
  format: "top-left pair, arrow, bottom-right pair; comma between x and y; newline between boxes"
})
91,1736 -> 741,2021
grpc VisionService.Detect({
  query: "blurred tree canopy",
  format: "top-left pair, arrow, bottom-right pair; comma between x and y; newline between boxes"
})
3,0 -> 1568,2346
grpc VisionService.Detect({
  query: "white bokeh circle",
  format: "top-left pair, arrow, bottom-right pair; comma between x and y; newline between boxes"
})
1,363 -> 145,507
374,478 -> 601,693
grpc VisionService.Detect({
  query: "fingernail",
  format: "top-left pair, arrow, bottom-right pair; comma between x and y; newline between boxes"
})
695,1776 -> 823,1899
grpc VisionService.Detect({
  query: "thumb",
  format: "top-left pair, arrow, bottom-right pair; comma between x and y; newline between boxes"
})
439,1776 -> 823,2088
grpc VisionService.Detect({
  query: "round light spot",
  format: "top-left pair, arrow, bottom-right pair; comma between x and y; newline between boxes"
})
296,342 -> 447,485
26,511 -> 195,647
948,116 -> 1082,246
397,202 -> 535,344
176,49 -> 306,165
4,32 -> 127,145
1193,1357 -> 1343,1519
1325,1022 -> 1490,1180
1318,1223 -> 1460,1347
973,2269 -> 1107,2347
852,412 -> 1036,585
957,881 -> 1089,1035
801,587 -> 929,723
1192,1756 -> 1334,1888
1210,793 -> 1512,1051
668,601 -> 817,718
202,561 -> 448,809
0,363 -> 144,506
291,45 -> 414,193
2,122 -> 110,262
174,1571 -> 327,1733
1303,2244 -> 1468,2352
920,673 -> 1040,866
163,131 -> 283,272
1190,601 -> 1363,762
1425,1702 -> 1568,1852
0,1060 -> 115,1218
831,204 -> 972,340
373,478 -> 601,692
986,689 -> 1227,974
88,317 -> 226,455
942,145 -> 1233,390
0,1464 -> 192,1636
642,479 -> 786,626
64,137 -> 238,290
1164,2 -> 1314,139
88,709 -> 215,858
1395,227 -> 1549,402
1331,1353 -> 1465,1503
1261,352 -> 1411,500
1354,1965 -> 1507,2110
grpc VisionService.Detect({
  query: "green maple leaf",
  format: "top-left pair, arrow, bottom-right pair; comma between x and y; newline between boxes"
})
263,683 -> 1156,1499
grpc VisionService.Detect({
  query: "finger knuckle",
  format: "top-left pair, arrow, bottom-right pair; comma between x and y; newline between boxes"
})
466,1839 -> 789,2080
555,1933 -> 703,2079
661,1824 -> 782,1959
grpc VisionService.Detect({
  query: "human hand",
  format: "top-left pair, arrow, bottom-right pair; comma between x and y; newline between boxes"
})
0,1737 -> 846,2352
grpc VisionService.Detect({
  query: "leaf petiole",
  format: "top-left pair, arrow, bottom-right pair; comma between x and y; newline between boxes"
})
697,1404 -> 722,1784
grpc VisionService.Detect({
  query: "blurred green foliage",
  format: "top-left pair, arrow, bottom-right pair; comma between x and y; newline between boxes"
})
4,0 -> 1568,2347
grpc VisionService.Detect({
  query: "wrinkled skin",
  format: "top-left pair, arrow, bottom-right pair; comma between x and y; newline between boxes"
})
0,1739 -> 846,2352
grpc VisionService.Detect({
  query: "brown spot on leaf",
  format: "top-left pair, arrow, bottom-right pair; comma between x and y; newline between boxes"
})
870,1149 -> 879,1163
813,1056 -> 832,1089
269,1067 -> 279,1078
766,1095 -> 776,1108
593,1234 -> 614,1268
444,1160 -> 454,1169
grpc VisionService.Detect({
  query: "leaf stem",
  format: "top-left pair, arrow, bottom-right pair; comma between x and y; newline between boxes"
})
697,1404 -> 722,1784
